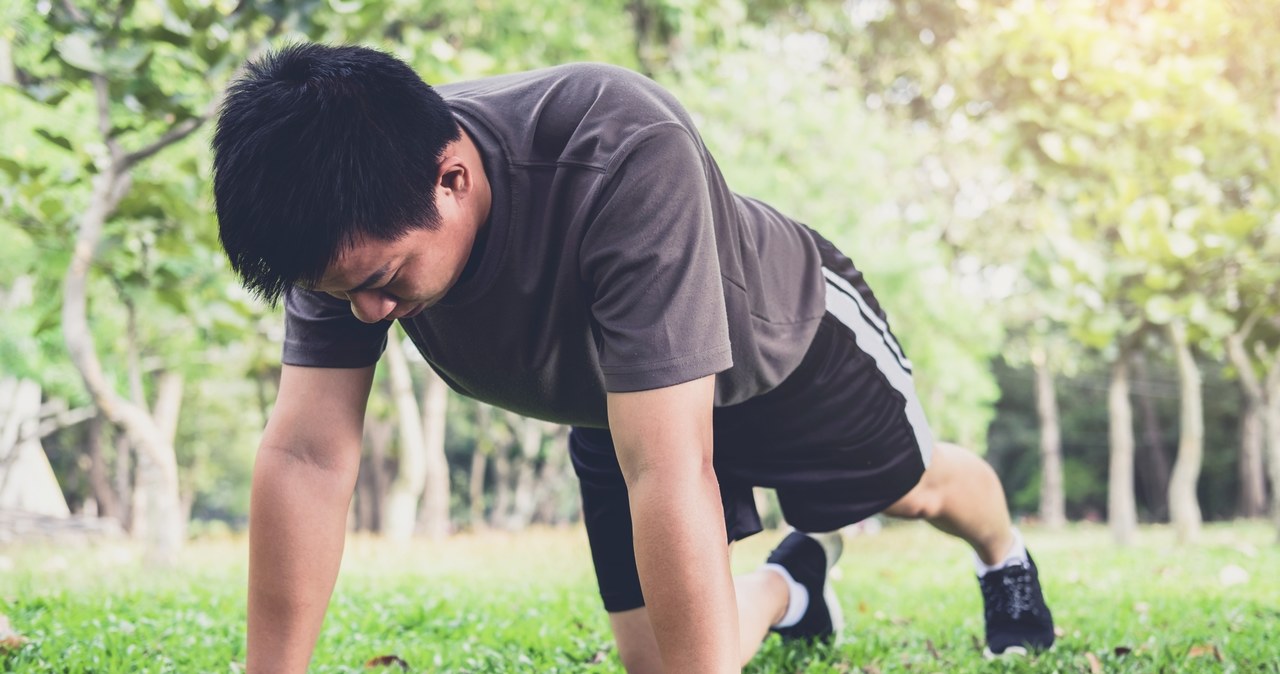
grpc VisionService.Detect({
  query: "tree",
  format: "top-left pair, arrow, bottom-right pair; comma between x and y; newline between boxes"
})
944,0 -> 1280,542
413,352 -> 450,540
3,0 -> 313,560
382,331 -> 428,541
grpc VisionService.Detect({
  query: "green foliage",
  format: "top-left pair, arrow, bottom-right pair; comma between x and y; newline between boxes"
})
664,34 -> 1002,448
3,0 -> 1277,526
946,0 -> 1280,356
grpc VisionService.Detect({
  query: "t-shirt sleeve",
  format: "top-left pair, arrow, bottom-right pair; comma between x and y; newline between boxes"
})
282,286 -> 390,368
580,124 -> 733,393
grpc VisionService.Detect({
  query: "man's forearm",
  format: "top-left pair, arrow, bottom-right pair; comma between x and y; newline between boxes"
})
247,445 -> 359,673
629,465 -> 739,673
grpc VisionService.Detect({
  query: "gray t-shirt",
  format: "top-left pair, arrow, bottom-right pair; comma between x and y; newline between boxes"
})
284,63 -> 826,427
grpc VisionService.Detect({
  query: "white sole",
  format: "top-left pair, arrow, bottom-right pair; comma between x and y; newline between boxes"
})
983,645 -> 1028,659
806,529 -> 845,636
825,582 -> 844,635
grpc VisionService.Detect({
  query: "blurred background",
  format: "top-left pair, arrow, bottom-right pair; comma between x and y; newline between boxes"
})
1,0 -> 1278,565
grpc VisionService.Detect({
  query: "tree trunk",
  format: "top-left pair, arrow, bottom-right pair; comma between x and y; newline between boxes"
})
58,70 -> 209,563
415,366 -> 451,539
152,372 -> 183,446
490,424 -> 514,529
1238,412 -> 1267,517
1132,354 -> 1172,521
0,378 -> 28,499
365,418 -> 393,533
84,414 -> 121,521
130,371 -> 185,563
1261,344 -> 1280,540
534,425 -> 572,525
113,428 -> 132,529
1031,347 -> 1066,528
627,0 -> 669,77
1227,329 -> 1267,518
382,334 -> 427,541
62,166 -> 184,563
507,414 -> 544,530
354,418 -> 391,532
468,403 -> 493,531
1167,321 -> 1204,545
0,378 -> 71,516
354,461 -> 375,532
1108,351 -> 1138,546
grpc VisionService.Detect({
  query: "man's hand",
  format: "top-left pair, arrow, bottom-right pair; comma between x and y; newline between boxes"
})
246,364 -> 375,673
608,375 -> 739,673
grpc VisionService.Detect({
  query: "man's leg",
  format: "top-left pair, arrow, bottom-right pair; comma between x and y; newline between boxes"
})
880,441 -> 1014,564
606,567 -> 789,673
607,533 -> 845,672
571,427 -> 804,672
881,441 -> 1054,656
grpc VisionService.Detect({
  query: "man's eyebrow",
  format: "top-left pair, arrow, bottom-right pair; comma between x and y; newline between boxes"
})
346,263 -> 391,293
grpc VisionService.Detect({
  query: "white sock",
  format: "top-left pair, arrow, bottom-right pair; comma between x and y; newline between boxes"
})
974,527 -> 1029,577
763,562 -> 810,628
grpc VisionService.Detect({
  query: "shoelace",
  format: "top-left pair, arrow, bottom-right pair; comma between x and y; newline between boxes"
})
981,563 -> 1037,622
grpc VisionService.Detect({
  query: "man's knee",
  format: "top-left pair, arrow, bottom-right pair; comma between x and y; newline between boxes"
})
882,442 -> 1000,520
884,479 -> 945,520
882,442 -> 961,519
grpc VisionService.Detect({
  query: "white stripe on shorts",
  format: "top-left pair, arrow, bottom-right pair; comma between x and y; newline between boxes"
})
822,270 -> 935,467
823,268 -> 912,371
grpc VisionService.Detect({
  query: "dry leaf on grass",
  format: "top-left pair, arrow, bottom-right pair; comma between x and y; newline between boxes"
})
1113,646 -> 1132,657
1085,651 -> 1103,673
585,650 -> 607,665
861,666 -> 882,674
0,615 -> 28,651
364,654 -> 410,670
1187,644 -> 1223,661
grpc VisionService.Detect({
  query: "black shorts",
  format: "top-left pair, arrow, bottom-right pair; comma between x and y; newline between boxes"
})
569,234 -> 935,612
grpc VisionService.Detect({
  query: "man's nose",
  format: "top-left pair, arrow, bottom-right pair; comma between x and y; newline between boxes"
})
348,290 -> 395,323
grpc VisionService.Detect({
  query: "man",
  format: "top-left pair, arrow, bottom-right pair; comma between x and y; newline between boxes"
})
213,44 -> 1054,673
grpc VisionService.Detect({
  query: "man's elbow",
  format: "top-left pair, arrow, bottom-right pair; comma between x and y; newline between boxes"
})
625,455 -> 720,504
255,437 -> 362,490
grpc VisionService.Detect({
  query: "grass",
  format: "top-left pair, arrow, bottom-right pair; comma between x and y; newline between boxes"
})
2,522 -> 1278,673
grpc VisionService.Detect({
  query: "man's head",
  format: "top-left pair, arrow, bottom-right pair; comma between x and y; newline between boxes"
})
212,43 -> 463,305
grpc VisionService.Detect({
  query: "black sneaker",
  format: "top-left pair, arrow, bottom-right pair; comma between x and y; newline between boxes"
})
766,530 -> 844,642
978,552 -> 1055,657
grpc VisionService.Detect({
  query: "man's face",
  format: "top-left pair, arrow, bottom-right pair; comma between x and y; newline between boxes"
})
310,132 -> 489,323
312,217 -> 477,323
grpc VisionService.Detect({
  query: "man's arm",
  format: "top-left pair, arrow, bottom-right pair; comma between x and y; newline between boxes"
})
608,375 -> 739,673
247,363 -> 375,673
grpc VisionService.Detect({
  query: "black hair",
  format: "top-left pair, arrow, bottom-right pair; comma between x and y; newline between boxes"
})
212,43 -> 461,304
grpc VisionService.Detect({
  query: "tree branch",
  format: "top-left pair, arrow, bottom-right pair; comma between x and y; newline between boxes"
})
14,406 -> 98,445
60,0 -> 88,24
93,74 -> 125,165
120,114 -> 207,171
109,0 -> 132,35
1235,305 -> 1264,344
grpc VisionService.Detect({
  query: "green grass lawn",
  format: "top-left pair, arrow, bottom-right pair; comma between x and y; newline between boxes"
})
2,522 -> 1278,673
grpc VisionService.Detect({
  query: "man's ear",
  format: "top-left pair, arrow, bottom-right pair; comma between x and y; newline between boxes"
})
437,153 -> 468,195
